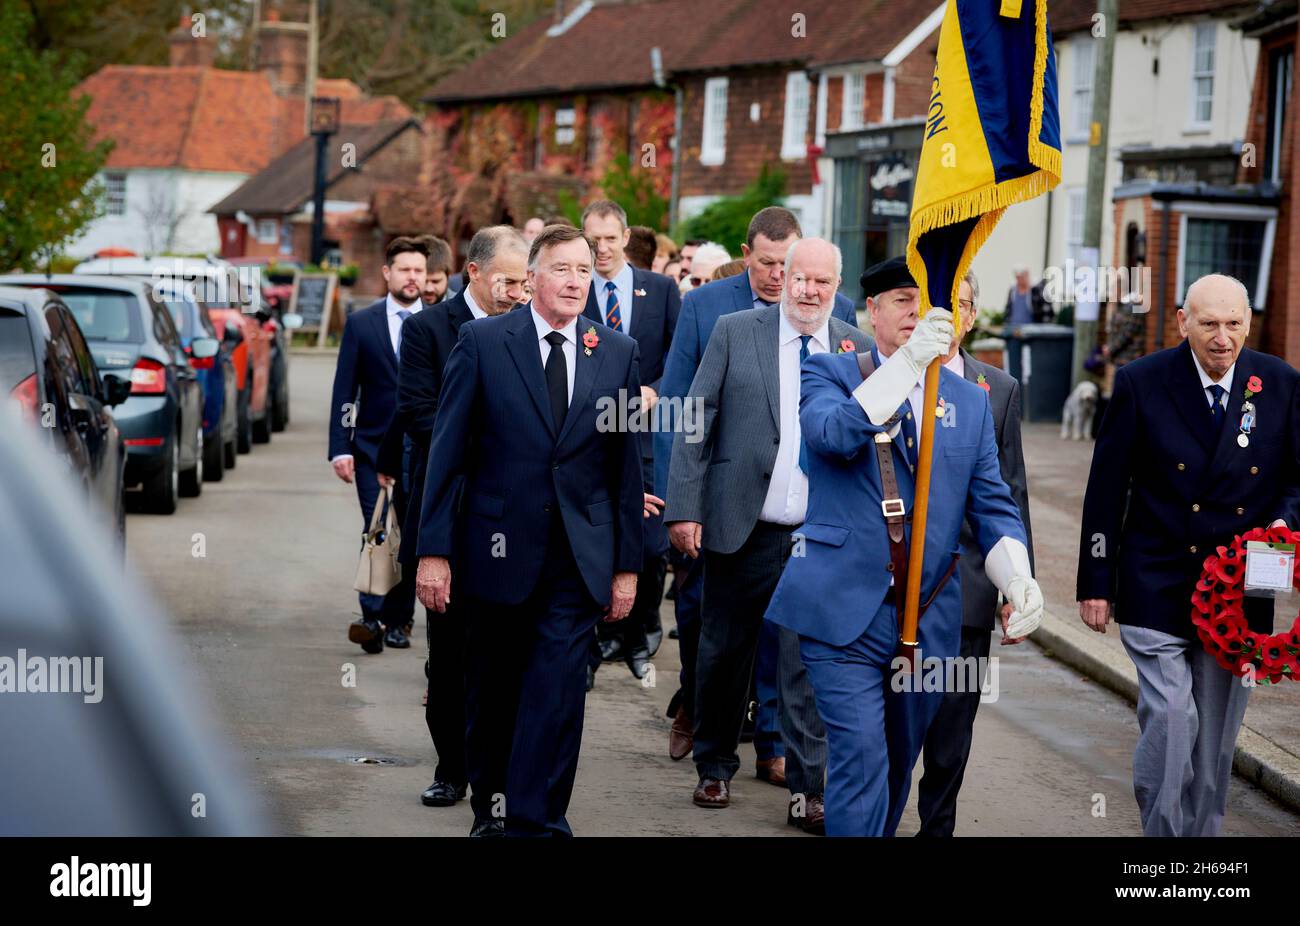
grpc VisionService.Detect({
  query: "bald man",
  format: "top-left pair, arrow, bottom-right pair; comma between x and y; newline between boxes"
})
1077,273 -> 1300,836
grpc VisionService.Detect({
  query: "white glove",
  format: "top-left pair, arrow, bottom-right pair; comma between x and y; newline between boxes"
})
984,536 -> 1043,637
852,309 -> 955,425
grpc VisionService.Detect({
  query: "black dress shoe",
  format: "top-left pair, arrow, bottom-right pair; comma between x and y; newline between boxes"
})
668,626 -> 680,640
469,818 -> 505,837
421,780 -> 467,807
585,666 -> 596,692
598,637 -> 623,662
645,628 -> 663,658
349,617 -> 385,654
384,626 -> 411,649
625,647 -> 651,680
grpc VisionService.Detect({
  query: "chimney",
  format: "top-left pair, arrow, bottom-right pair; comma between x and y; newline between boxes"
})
169,14 -> 215,68
256,9 -> 311,97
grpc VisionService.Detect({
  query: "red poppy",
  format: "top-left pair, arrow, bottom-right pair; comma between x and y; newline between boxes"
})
839,338 -> 855,354
582,329 -> 599,350
980,381 -> 991,392
1247,375 -> 1263,393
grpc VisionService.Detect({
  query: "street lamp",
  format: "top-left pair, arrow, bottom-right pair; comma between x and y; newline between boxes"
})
309,96 -> 340,266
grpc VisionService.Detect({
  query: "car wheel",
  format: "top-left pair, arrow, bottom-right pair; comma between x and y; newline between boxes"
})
203,425 -> 224,481
224,435 -> 237,470
237,379 -> 252,454
179,426 -> 203,497
272,389 -> 289,432
252,410 -> 271,444
143,431 -> 179,515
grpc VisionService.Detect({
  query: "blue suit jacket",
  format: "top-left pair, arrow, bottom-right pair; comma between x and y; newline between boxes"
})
416,307 -> 645,606
654,271 -> 857,496
327,299 -> 399,465
764,351 -> 1026,647
585,266 -> 680,556
1077,340 -> 1300,638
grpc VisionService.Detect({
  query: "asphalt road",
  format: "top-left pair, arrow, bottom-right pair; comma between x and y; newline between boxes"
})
125,352 -> 1299,836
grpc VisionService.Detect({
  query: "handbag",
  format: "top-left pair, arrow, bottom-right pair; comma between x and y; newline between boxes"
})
353,484 -> 401,595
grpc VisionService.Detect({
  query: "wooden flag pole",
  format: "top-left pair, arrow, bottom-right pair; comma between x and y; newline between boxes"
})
900,356 -> 942,669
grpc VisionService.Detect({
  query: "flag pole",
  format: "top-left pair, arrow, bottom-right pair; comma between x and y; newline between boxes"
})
900,352 -> 941,669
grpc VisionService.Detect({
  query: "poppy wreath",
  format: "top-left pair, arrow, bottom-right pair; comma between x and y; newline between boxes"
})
1191,524 -> 1300,684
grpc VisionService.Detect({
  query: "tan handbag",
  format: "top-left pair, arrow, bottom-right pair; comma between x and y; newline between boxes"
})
354,484 -> 401,595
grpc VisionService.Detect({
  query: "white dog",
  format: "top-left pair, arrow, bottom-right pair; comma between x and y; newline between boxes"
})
1061,381 -> 1099,441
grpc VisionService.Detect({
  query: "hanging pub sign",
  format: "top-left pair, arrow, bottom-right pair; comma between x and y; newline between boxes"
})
868,158 -> 914,222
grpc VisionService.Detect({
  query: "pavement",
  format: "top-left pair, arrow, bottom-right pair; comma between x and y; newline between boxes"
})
1021,421 -> 1300,813
121,353 -> 1299,835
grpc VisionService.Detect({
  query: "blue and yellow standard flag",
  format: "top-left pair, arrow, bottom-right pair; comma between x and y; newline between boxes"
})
906,0 -> 1061,333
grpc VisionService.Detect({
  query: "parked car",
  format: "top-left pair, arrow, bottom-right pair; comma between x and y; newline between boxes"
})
73,256 -> 280,445
156,281 -> 238,480
0,275 -> 209,514
0,285 -> 129,537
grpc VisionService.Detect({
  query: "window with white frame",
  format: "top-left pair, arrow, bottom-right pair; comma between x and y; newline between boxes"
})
1071,41 -> 1095,140
1268,50 -> 1293,183
554,104 -> 576,146
842,72 -> 865,130
103,172 -> 127,216
1066,187 -> 1086,261
255,218 -> 278,244
1189,22 -> 1216,127
1180,212 -> 1274,309
700,77 -> 728,165
781,71 -> 810,160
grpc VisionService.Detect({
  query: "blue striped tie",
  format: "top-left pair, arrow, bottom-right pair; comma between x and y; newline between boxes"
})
1208,384 -> 1226,434
604,281 -> 622,331
395,309 -> 412,359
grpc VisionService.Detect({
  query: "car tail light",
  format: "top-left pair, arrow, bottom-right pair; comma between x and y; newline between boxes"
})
9,373 -> 38,422
124,437 -> 164,446
188,351 -> 215,370
130,358 -> 167,394
261,319 -> 278,333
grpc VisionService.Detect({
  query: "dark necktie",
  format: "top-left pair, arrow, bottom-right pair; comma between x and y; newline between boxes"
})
900,404 -> 918,468
544,331 -> 569,433
1208,383 -> 1226,434
797,335 -> 811,474
395,308 -> 412,358
605,281 -> 622,331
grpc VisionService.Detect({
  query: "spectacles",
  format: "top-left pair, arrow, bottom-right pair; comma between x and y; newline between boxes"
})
958,299 -> 974,311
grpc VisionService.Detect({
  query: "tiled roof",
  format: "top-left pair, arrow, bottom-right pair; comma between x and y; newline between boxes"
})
424,0 -> 941,103
208,120 -> 420,215
76,67 -> 412,174
1048,0 -> 1256,37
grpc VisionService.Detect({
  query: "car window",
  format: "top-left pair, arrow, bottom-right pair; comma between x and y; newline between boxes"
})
50,288 -> 143,343
60,307 -> 100,396
148,294 -> 182,352
0,308 -> 36,393
45,307 -> 89,397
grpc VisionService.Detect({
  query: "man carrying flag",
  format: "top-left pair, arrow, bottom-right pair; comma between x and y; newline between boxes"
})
764,0 -> 1060,835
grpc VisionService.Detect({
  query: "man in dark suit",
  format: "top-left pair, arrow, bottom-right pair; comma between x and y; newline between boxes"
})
1078,273 -> 1300,837
377,225 -> 529,810
666,238 -> 871,831
917,269 -> 1034,836
415,224 -> 644,837
329,236 -> 428,653
654,207 -> 856,765
417,234 -> 454,306
581,199 -> 681,682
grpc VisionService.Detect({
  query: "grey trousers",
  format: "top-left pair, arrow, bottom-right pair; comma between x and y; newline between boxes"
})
1120,624 -> 1251,837
777,626 -> 828,798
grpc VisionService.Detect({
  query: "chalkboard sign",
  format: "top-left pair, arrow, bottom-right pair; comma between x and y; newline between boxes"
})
288,272 -> 338,347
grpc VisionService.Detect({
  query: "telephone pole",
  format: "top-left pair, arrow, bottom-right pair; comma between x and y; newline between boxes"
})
1074,0 -> 1118,386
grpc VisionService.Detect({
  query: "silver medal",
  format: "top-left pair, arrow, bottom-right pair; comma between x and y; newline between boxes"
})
1238,433 -> 1249,448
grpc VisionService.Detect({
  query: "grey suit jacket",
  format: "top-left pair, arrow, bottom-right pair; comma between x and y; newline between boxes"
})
664,307 -> 873,554
958,349 -> 1034,629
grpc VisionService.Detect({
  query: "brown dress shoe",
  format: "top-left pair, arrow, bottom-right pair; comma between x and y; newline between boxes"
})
787,794 -> 825,834
693,777 -> 730,808
755,756 -> 786,786
669,705 -> 694,761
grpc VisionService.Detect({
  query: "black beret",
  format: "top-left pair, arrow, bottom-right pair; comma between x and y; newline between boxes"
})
860,256 -> 917,299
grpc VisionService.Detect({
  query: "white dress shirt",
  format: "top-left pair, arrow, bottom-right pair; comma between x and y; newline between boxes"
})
596,261 -> 634,332
1189,348 -> 1235,409
386,292 -> 422,355
462,286 -> 488,320
760,316 -> 829,526
531,306 -> 577,403
944,350 -> 965,378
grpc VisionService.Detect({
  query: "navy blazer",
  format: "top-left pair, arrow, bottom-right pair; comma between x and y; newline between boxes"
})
585,266 -> 680,557
327,299 -> 401,465
1077,340 -> 1300,638
654,271 -> 858,496
375,291 -> 477,564
417,307 -> 645,606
